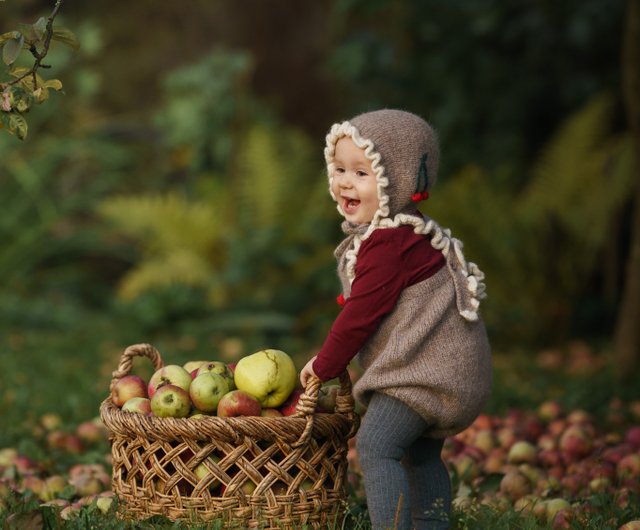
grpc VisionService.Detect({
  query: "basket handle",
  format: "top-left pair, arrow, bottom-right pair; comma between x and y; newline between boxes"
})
292,371 -> 357,447
108,343 -> 165,394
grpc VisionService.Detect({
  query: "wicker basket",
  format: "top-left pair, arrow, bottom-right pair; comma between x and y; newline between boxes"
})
99,344 -> 359,529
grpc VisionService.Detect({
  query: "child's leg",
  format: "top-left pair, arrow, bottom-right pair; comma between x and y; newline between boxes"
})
356,392 -> 428,530
404,437 -> 451,529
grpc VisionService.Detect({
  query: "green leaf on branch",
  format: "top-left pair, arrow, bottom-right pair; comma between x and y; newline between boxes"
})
0,111 -> 28,140
2,34 -> 25,65
51,27 -> 80,50
18,23 -> 43,44
32,17 -> 48,41
0,31 -> 21,47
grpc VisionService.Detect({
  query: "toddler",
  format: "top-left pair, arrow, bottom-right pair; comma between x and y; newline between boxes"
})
300,109 -> 492,530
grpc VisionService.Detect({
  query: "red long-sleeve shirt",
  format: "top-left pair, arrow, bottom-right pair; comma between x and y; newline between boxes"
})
313,225 -> 446,381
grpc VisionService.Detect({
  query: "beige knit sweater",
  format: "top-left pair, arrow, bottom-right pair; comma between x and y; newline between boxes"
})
337,228 -> 492,438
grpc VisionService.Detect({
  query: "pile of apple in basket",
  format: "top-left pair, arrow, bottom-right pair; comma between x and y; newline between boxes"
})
111,349 -> 340,419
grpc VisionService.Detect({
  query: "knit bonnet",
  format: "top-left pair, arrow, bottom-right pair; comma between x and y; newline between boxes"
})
325,109 -> 439,227
325,108 -> 487,321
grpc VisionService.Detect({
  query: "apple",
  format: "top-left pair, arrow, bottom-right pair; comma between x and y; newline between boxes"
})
217,390 -> 262,417
148,365 -> 192,398
545,498 -> 571,522
617,453 -> 640,481
279,388 -> 304,416
150,384 -> 191,418
234,349 -> 297,408
197,361 -> 235,391
452,453 -> 481,482
472,429 -> 496,455
537,400 -> 563,423
559,424 -> 593,463
189,373 -> 229,413
499,470 -> 532,501
41,475 -> 68,502
40,413 -> 63,432
317,384 -> 340,413
508,441 -> 537,465
111,375 -> 148,407
193,455 -> 221,490
76,420 -> 104,444
122,397 -> 152,415
95,493 -> 114,514
624,426 -> 640,449
183,360 -> 208,374
0,448 -> 18,468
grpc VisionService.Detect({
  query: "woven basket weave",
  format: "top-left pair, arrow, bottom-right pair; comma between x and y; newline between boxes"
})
99,343 -> 359,529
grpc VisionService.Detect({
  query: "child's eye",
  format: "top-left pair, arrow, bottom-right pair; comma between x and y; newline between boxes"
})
334,167 -> 345,174
356,170 -> 368,177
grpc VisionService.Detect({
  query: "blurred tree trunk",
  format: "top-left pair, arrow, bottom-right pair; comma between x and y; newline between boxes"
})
614,0 -> 640,378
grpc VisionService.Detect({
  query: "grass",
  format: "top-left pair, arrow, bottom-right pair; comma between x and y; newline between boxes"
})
1,313 -> 639,529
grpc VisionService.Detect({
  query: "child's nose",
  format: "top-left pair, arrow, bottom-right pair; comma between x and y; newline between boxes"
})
338,173 -> 354,187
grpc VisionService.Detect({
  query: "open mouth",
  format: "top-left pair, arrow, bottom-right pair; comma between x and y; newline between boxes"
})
342,198 -> 360,215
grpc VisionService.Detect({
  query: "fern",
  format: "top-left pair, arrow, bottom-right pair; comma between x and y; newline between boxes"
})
426,92 -> 635,343
97,123 -> 336,313
98,192 -> 229,299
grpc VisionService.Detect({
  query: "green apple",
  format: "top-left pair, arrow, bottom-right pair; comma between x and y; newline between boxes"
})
197,361 -> 236,391
150,384 -> 191,418
183,360 -> 208,374
122,397 -> 151,415
233,349 -> 297,408
148,365 -> 192,398
189,373 -> 229,413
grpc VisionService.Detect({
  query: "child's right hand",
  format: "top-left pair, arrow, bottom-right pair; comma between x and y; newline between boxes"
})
299,356 -> 318,389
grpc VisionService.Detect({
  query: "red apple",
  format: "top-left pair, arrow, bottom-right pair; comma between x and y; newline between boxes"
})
619,522 -> 640,530
122,397 -> 152,415
617,454 -> 640,481
148,365 -> 192,398
217,390 -> 262,417
278,388 -> 304,416
76,420 -> 104,444
111,375 -> 148,407
624,426 -> 640,450
559,424 -> 593,463
189,373 -> 229,413
150,384 -> 191,418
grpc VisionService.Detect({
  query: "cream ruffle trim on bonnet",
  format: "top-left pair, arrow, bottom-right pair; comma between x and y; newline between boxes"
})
325,121 -> 487,322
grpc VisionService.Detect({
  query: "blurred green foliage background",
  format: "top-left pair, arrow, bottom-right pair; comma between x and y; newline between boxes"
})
0,0 -> 637,439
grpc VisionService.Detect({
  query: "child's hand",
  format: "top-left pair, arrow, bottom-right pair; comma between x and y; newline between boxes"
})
300,356 -> 318,389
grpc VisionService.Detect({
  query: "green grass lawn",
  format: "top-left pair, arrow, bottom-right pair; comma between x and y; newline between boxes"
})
1,317 -> 639,529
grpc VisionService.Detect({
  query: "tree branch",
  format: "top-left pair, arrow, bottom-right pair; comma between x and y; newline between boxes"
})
0,0 -> 64,91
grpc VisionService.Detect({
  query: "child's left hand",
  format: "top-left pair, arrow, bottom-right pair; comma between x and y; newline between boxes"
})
300,356 -> 318,389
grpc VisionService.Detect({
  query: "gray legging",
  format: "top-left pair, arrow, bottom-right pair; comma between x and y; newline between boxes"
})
356,393 -> 451,530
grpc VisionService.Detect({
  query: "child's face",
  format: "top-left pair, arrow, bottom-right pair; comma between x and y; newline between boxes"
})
331,136 -> 379,224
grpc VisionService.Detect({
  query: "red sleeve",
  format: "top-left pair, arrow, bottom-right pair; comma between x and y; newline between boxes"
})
312,227 -> 445,381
